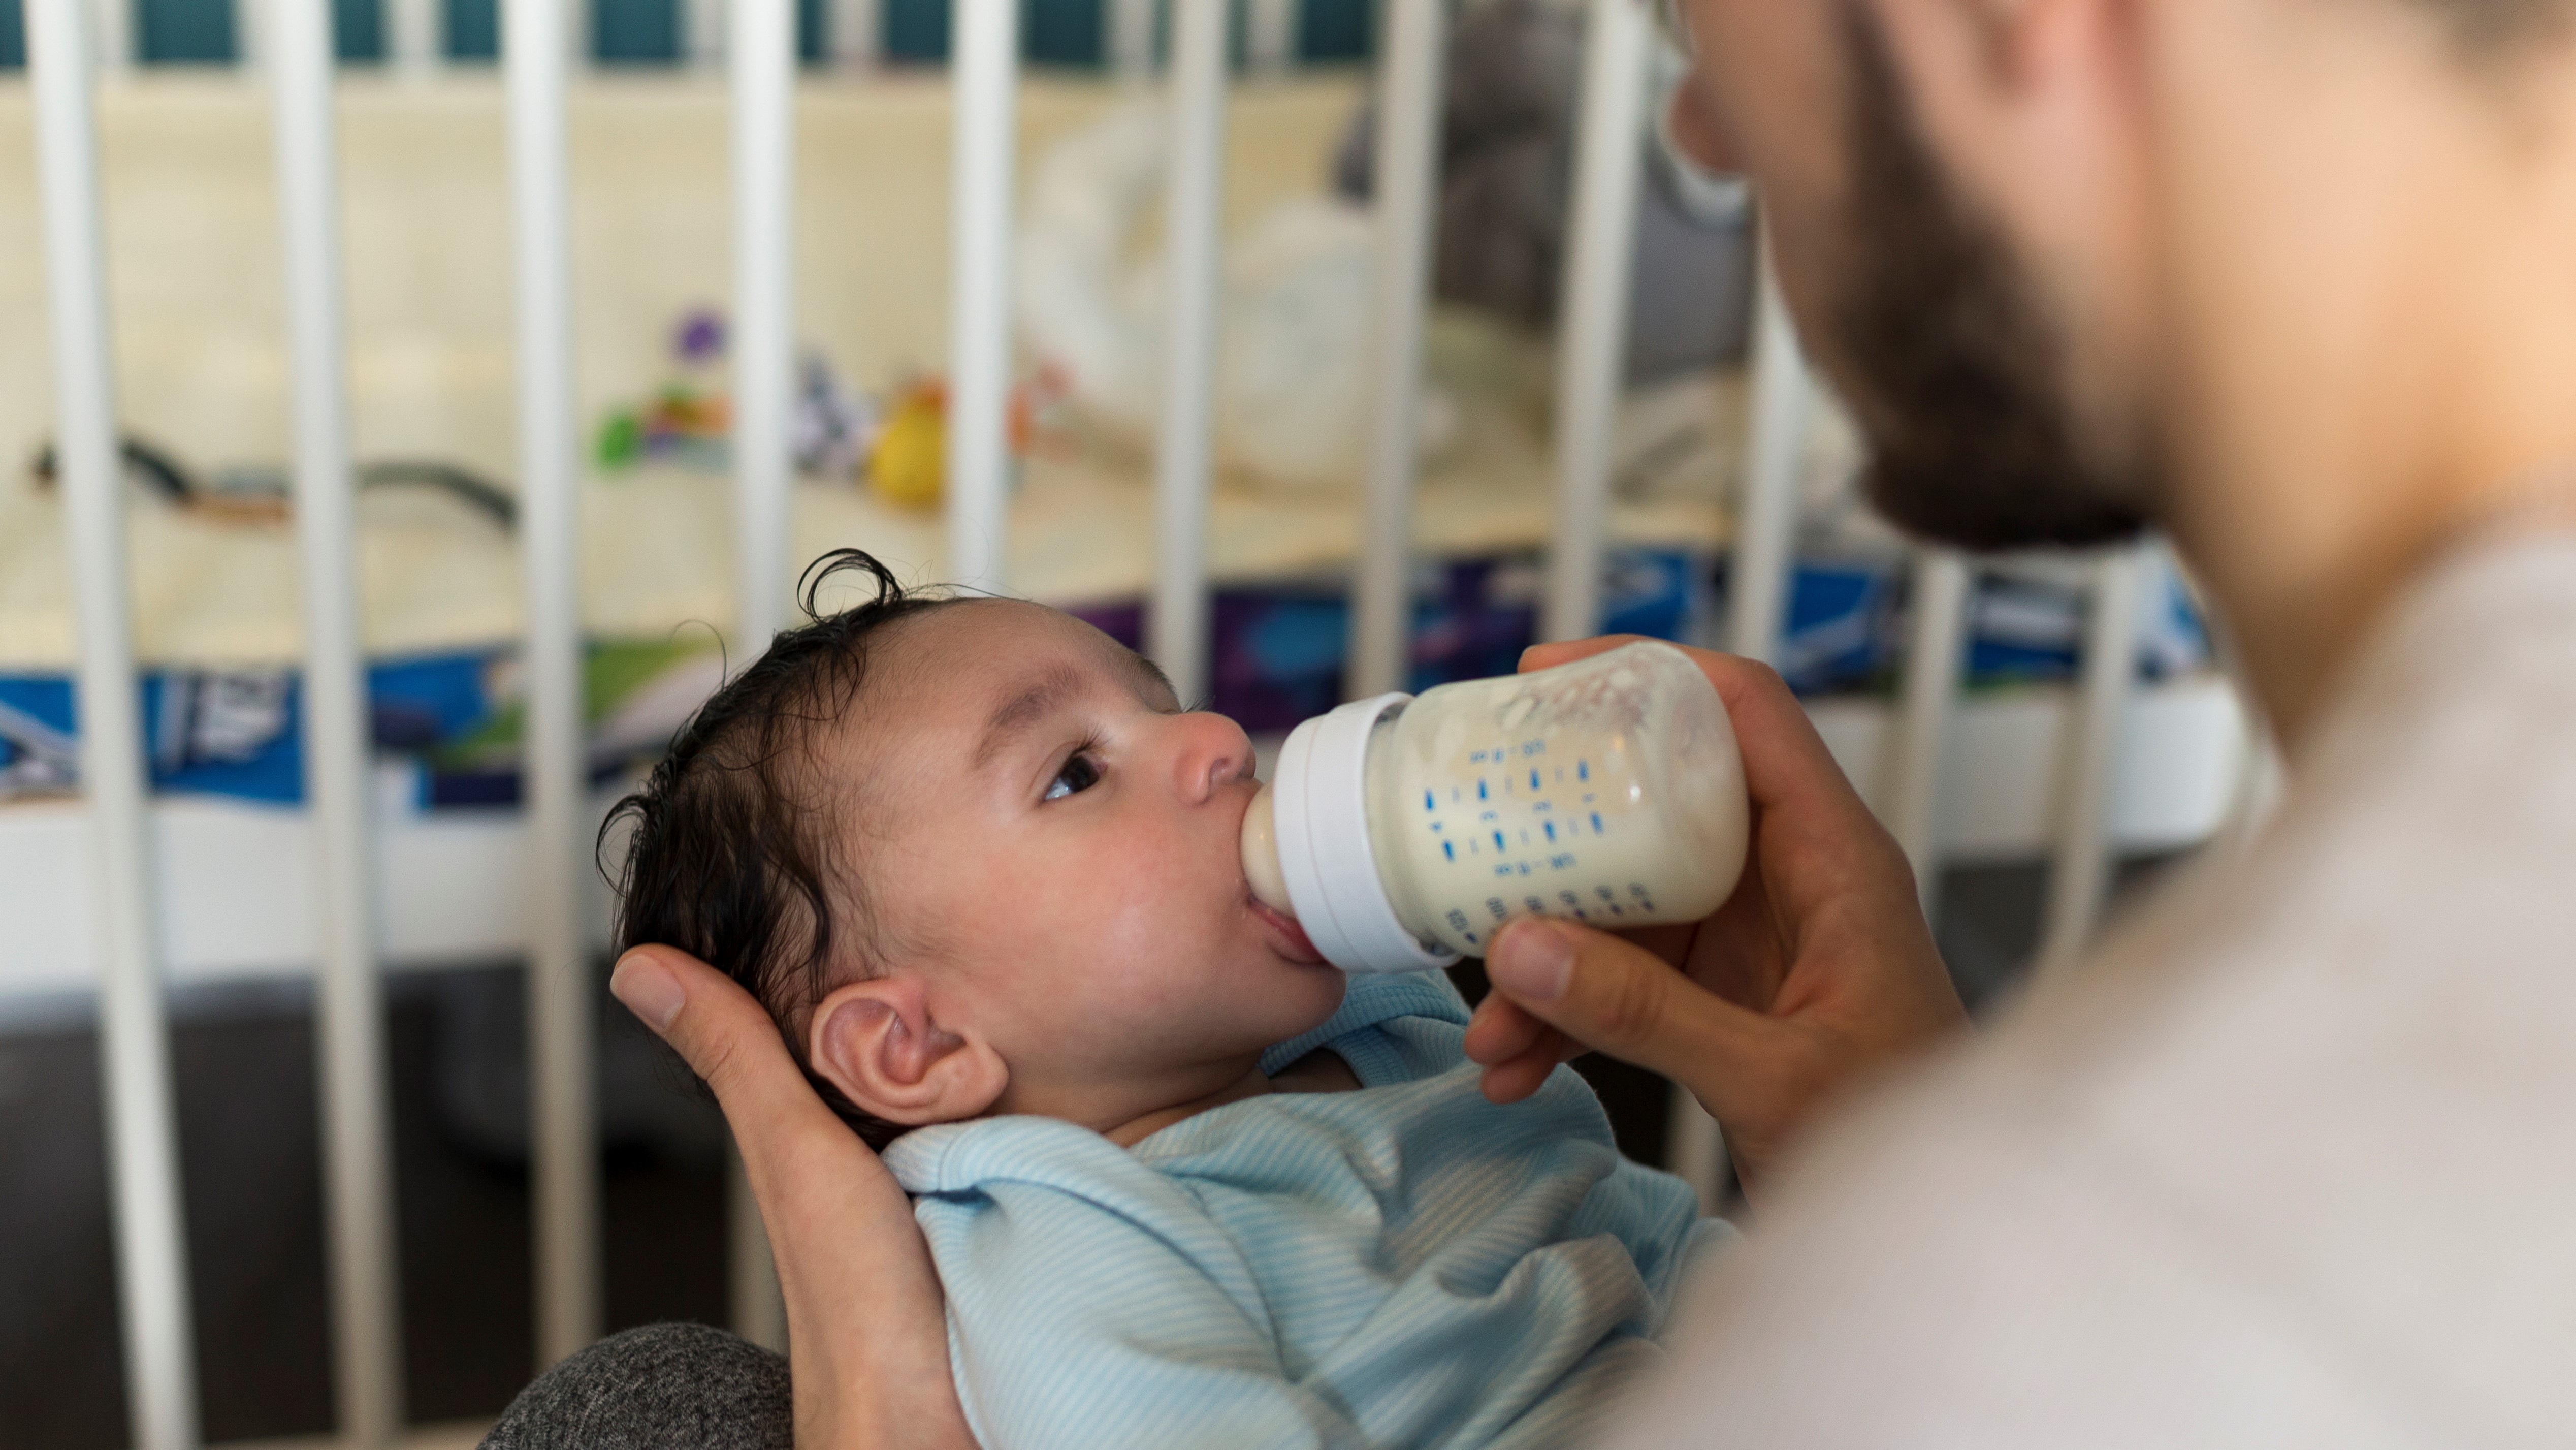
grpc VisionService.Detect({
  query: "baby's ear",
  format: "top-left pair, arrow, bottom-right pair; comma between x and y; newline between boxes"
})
808,979 -> 1007,1128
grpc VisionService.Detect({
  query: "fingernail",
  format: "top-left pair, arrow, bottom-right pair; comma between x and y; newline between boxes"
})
610,952 -> 685,1033
1488,919 -> 1575,1003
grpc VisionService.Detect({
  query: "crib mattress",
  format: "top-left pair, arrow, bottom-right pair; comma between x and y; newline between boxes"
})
0,396 -> 1754,671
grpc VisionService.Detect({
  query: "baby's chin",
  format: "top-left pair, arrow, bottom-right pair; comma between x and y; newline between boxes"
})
1258,956 -> 1350,1038
1175,942 -> 1344,1050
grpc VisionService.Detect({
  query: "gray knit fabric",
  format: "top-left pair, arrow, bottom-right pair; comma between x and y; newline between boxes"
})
479,1323 -> 792,1450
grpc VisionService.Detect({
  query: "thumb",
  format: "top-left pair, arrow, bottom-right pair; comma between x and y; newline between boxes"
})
610,945 -> 844,1145
1484,916 -> 1774,1093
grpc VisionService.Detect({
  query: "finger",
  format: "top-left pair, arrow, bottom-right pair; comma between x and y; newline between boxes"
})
1464,993 -> 1551,1065
1615,920 -> 1700,971
1478,1045 -> 1560,1105
1483,916 -> 1779,1106
608,945 -> 896,1237
1527,637 -> 1871,831
1520,635 -> 1649,673
612,947 -> 843,1142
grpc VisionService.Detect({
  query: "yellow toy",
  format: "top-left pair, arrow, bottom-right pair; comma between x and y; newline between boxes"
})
867,382 -> 947,511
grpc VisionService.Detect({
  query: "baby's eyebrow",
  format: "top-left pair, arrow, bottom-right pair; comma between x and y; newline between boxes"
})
974,664 -> 1087,769
1124,650 -> 1179,708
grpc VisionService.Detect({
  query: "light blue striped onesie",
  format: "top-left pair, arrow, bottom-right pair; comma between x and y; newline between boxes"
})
881,971 -> 1735,1450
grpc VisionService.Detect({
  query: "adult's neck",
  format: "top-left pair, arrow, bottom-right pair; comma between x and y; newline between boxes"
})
2155,27 -> 2576,750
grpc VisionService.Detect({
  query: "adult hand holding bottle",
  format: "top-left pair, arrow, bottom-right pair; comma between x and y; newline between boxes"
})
1462,637 -> 1968,1193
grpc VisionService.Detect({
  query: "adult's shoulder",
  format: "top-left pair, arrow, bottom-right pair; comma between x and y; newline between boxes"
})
1596,530 -> 2576,1447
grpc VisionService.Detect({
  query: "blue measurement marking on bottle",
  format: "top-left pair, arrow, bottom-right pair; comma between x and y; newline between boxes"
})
1544,820 -> 1556,841
1424,790 -> 1435,811
1492,830 -> 1507,852
1577,759 -> 1589,782
1442,840 -> 1455,861
1590,811 -> 1603,834
1529,768 -> 1541,791
1477,779 -> 1488,801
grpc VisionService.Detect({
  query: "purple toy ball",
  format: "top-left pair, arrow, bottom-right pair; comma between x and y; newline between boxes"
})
674,308 -> 727,365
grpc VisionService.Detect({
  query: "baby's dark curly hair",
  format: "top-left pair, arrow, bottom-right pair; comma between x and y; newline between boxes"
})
602,549 -> 969,1150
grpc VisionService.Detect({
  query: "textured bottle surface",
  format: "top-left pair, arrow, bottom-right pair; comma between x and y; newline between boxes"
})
1362,642 -> 1747,956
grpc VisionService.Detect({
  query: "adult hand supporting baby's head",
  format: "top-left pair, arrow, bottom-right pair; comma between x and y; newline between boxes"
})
610,947 -> 980,1450
1460,638 -> 1969,1197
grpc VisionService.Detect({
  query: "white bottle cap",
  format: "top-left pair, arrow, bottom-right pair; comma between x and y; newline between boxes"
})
1270,693 -> 1462,974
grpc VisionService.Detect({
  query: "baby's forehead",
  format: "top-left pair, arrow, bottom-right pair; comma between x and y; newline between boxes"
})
845,600 -> 1170,763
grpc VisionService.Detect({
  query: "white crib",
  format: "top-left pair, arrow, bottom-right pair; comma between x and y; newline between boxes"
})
16,2 -> 2250,1447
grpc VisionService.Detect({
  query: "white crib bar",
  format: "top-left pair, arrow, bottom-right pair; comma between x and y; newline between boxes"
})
727,0 -> 797,1356
389,0 -> 442,72
1726,239 -> 1809,668
1884,550 -> 1971,906
731,0 -> 795,665
829,0 -> 878,67
1347,0 -> 1444,699
30,2 -> 200,1444
1248,0 -> 1297,74
945,0 -> 1018,594
1108,0 -> 1155,79
271,0 -> 407,1440
1539,0 -> 1649,645
688,0 -> 727,67
234,0 -> 267,68
1665,231 -> 1813,1204
504,0 -> 602,1366
2037,544 -> 2149,975
1147,0 -> 1229,706
88,0 -> 133,71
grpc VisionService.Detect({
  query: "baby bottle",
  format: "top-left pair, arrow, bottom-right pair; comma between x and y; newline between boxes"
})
1242,640 -> 1749,972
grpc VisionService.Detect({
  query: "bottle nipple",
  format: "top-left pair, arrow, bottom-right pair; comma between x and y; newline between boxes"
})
1241,784 -> 1296,918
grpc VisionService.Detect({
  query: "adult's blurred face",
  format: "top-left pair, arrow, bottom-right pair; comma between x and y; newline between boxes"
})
1671,2 -> 2158,550
1828,12 -> 2153,549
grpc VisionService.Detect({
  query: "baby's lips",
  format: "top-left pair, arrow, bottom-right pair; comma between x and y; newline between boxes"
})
1250,896 -> 1325,966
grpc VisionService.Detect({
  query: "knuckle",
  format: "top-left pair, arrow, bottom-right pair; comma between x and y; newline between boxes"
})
691,1033 -> 746,1101
1595,956 -> 1668,1050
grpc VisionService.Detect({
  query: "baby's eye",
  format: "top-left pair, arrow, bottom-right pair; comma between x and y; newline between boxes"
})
1044,751 -> 1103,802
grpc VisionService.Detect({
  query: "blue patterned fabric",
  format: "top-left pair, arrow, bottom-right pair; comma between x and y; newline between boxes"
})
883,972 -> 1733,1450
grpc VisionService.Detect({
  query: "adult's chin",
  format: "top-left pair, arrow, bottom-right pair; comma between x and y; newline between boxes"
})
1861,447 -> 2151,553
1825,5 -> 2158,557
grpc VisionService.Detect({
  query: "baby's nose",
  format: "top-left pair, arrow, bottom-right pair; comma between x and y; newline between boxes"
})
1175,712 -> 1254,802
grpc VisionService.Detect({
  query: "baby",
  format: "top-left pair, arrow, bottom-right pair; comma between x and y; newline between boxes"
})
609,550 -> 1731,1450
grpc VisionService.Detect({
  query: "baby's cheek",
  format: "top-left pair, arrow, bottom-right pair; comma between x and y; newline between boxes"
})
1088,874 -> 1217,974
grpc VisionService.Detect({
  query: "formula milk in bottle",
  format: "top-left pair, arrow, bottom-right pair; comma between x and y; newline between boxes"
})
1241,641 -> 1749,972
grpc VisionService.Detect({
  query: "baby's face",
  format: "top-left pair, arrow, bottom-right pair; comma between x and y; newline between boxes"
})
839,602 -> 1345,1122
